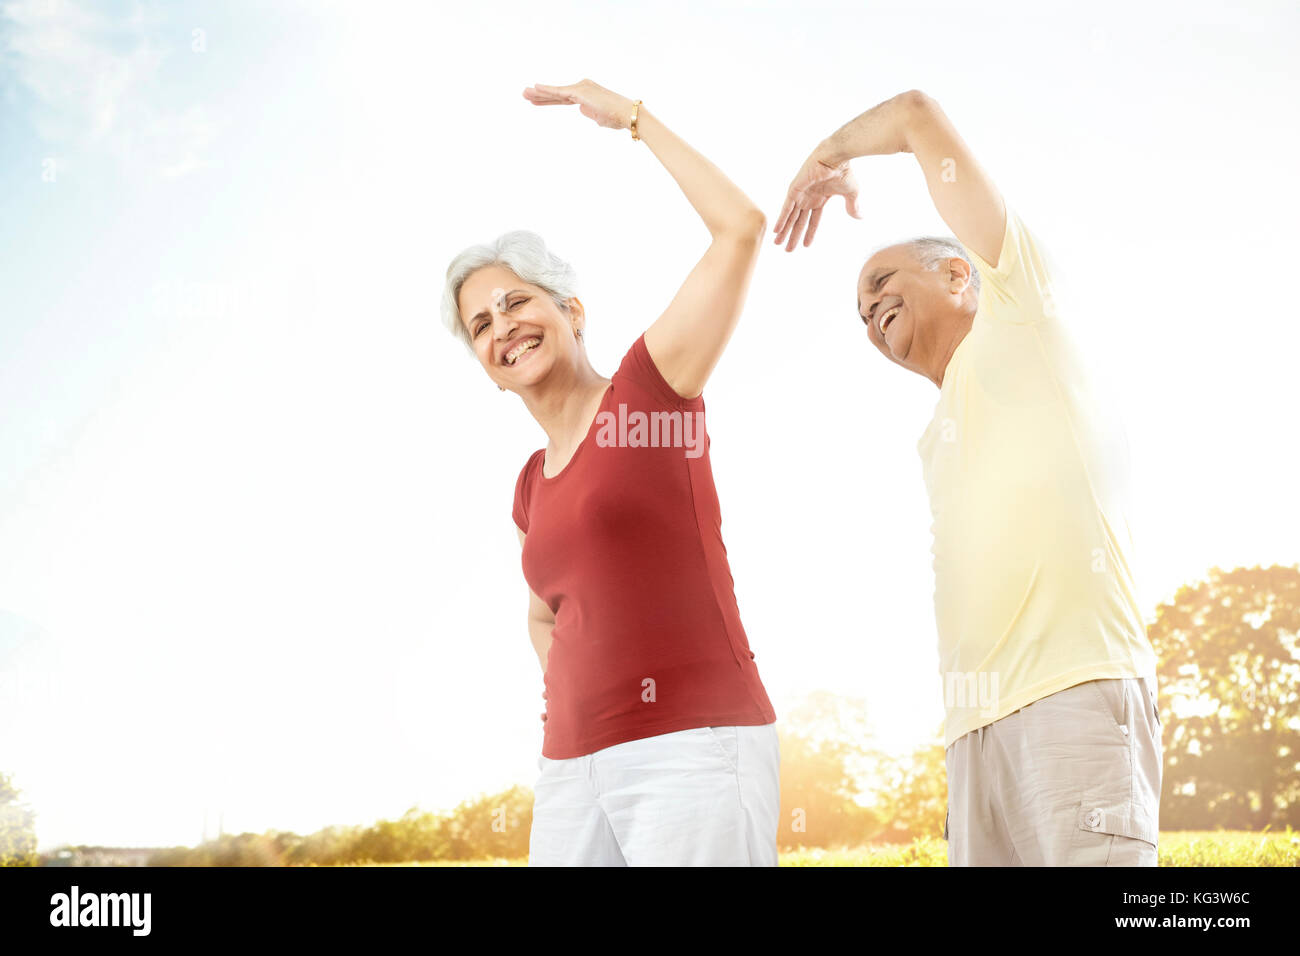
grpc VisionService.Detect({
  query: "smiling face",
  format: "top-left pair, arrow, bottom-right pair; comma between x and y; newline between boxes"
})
458,264 -> 583,391
857,244 -> 976,384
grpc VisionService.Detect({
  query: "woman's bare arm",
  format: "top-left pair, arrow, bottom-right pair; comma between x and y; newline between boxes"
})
524,80 -> 765,399
516,527 -> 553,672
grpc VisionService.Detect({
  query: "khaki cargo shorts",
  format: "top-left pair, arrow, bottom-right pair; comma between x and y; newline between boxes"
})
944,676 -> 1162,866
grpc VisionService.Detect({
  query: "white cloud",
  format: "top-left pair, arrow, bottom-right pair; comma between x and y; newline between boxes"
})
0,0 -> 217,177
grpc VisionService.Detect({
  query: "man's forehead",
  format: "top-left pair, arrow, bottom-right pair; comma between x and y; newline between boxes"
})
862,245 -> 912,276
858,245 -> 911,295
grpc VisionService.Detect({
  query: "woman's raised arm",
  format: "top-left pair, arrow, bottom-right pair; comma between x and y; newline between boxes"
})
524,80 -> 765,399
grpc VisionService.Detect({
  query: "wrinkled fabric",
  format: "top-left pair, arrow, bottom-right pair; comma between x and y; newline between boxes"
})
945,677 -> 1162,866
529,723 -> 780,866
919,207 -> 1158,748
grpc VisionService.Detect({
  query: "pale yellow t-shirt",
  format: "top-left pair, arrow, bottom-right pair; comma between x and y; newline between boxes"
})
917,205 -> 1157,749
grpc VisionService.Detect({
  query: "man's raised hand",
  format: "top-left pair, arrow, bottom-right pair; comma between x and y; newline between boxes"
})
772,150 -> 863,252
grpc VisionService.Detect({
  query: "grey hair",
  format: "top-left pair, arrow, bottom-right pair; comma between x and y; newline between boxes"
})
903,236 -> 980,296
870,236 -> 980,296
441,230 -> 580,354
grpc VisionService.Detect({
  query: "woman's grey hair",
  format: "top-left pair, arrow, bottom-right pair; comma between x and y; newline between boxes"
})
874,236 -> 981,296
441,230 -> 580,354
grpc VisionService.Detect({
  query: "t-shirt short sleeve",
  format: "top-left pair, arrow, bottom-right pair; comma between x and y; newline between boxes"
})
961,203 -> 1058,325
616,333 -> 704,410
512,449 -> 543,534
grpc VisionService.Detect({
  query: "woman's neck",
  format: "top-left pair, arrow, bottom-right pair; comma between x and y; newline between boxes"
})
521,360 -> 611,451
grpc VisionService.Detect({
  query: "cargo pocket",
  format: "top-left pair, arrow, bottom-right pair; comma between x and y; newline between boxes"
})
1071,797 -> 1158,866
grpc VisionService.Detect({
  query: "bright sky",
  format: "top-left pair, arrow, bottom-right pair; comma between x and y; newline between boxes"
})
1,0 -> 1297,849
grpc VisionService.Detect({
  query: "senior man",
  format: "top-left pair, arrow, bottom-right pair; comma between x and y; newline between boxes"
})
774,90 -> 1162,866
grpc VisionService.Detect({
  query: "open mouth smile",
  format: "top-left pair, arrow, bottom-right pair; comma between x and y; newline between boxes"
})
504,336 -> 542,366
879,305 -> 901,336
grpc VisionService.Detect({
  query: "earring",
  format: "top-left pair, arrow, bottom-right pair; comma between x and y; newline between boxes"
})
498,385 -> 506,392
575,328 -> 584,339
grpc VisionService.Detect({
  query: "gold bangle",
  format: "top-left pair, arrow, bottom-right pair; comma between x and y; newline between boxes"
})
630,99 -> 642,141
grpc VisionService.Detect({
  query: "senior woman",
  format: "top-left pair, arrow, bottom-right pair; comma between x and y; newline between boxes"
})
440,80 -> 778,866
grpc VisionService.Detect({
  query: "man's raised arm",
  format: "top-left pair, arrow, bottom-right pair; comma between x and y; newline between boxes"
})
774,90 -> 1006,265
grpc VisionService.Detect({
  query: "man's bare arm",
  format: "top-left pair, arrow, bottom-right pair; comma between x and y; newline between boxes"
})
775,90 -> 1006,264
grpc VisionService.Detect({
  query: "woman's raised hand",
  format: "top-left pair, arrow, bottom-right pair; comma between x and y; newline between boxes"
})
772,151 -> 863,251
523,79 -> 636,132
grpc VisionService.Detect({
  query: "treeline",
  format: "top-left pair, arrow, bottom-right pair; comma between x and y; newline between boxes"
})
142,715 -> 945,865
146,785 -> 535,865
1,771 -> 38,866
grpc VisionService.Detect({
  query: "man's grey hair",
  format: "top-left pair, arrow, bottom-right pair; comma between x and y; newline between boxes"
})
874,236 -> 981,296
441,230 -> 580,355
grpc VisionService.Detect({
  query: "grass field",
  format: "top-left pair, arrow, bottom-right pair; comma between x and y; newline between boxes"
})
782,830 -> 1300,866
323,829 -> 1299,866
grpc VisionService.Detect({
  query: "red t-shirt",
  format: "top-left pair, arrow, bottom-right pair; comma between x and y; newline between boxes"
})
513,333 -> 776,759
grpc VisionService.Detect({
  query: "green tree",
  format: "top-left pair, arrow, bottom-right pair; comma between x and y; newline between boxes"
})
440,785 -> 533,859
1148,564 -> 1300,829
284,824 -> 364,865
351,806 -> 451,863
777,692 -> 882,848
0,772 -> 38,866
871,741 -> 947,842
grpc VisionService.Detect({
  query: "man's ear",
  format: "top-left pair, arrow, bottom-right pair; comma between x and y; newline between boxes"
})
947,257 -> 973,294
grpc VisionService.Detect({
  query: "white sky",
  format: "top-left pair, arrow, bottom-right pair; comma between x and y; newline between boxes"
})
0,0 -> 1297,848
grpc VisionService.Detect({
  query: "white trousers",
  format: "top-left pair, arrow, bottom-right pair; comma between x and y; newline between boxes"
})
528,723 -> 781,866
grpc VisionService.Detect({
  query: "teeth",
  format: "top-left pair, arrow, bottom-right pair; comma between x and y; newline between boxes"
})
505,337 -> 541,365
880,307 -> 900,334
